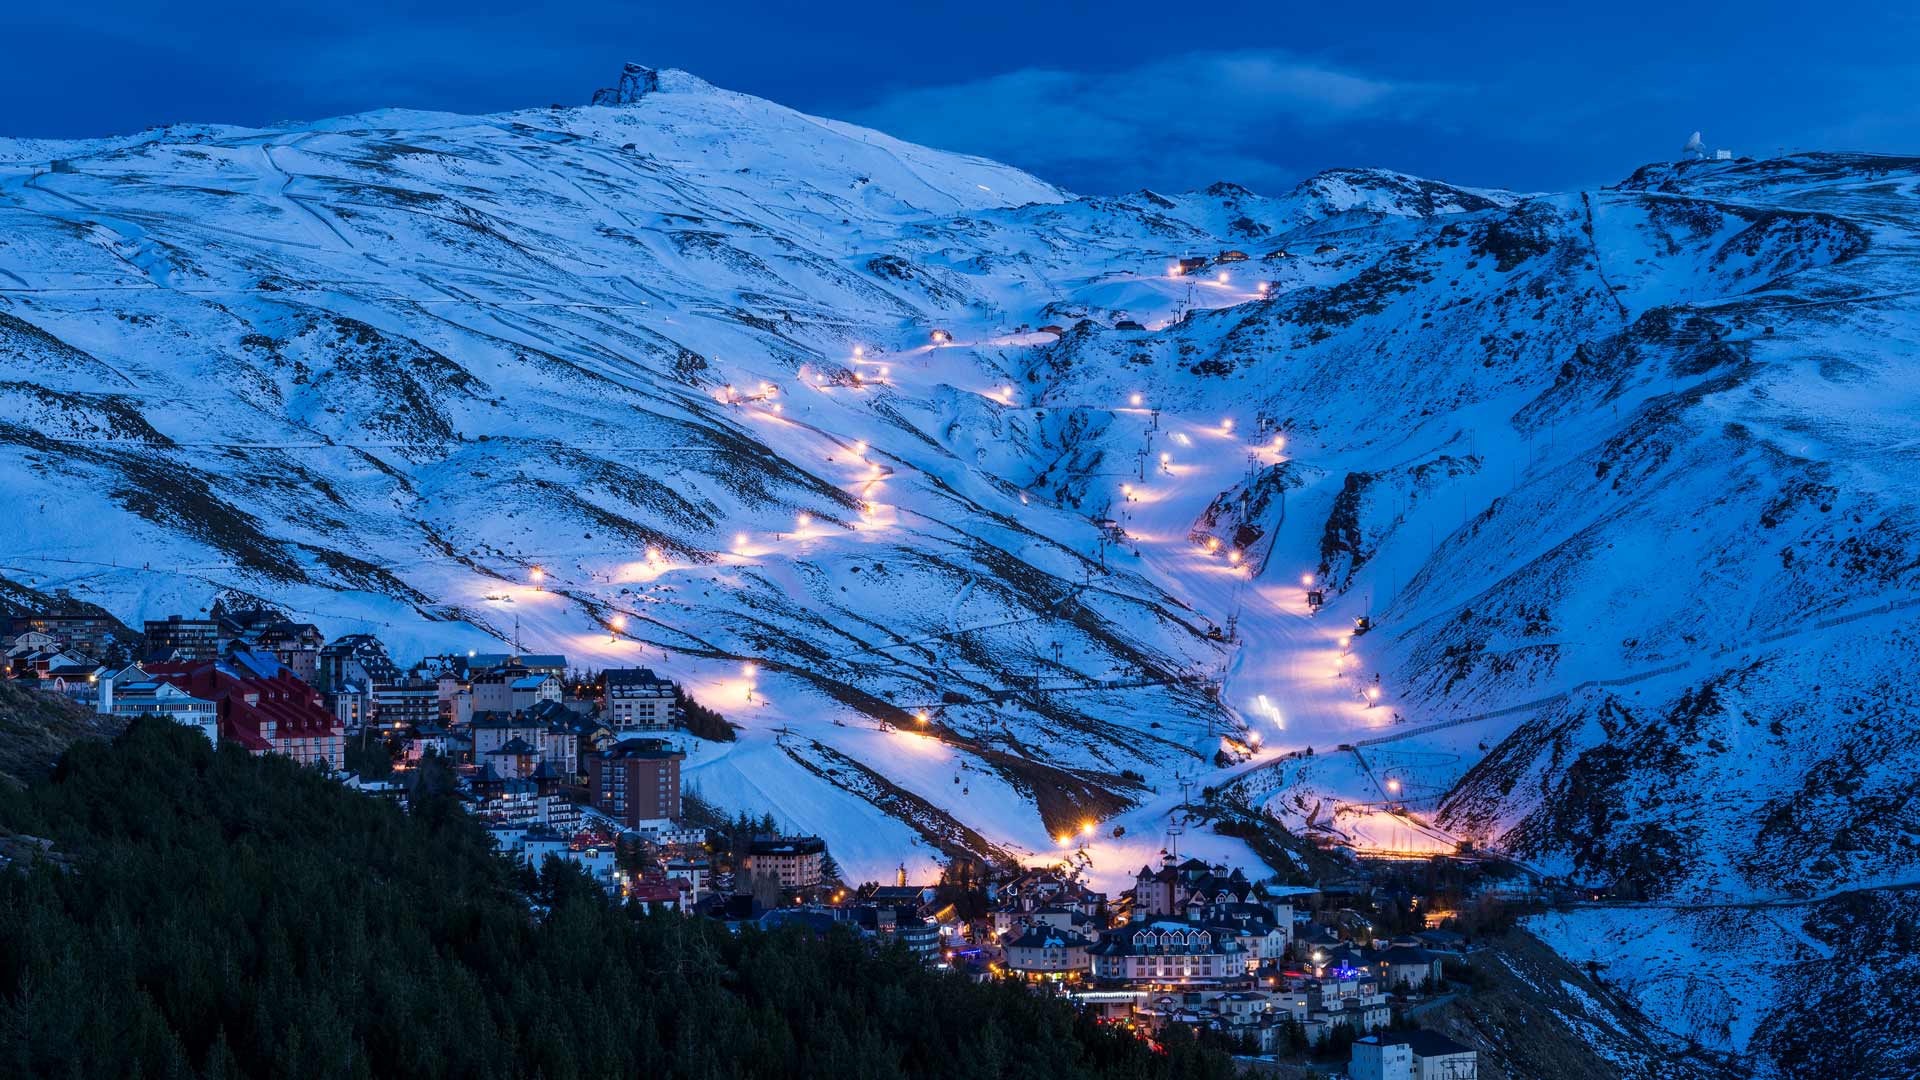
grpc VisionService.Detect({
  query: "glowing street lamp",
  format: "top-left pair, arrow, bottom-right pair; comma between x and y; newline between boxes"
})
1222,418 -> 1234,432
1301,573 -> 1314,587
796,513 -> 812,530
733,532 -> 749,550
1228,550 -> 1243,566
1082,821 -> 1095,836
1130,393 -> 1144,407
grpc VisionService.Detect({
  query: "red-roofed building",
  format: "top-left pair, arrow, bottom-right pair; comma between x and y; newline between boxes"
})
144,656 -> 344,770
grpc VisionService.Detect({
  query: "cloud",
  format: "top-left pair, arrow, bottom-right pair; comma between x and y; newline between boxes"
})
845,49 -> 1446,195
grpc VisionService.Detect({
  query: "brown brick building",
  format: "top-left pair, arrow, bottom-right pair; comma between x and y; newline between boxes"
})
586,739 -> 684,827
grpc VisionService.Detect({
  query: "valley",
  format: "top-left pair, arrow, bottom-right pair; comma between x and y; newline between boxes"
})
3,63 -> 1919,1075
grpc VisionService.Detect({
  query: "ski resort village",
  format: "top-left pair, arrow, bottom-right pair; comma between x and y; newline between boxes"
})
4,61 -> 1920,1079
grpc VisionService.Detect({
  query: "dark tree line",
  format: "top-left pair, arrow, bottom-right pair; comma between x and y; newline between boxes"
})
0,719 -> 1232,1079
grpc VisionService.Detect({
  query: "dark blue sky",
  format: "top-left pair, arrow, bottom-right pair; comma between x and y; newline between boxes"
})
6,1 -> 1916,194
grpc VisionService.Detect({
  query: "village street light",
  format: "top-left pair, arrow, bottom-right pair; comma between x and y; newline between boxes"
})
529,566 -> 545,585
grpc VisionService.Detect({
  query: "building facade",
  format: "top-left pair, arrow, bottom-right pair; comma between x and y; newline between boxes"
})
745,836 -> 827,890
586,739 -> 684,828
143,615 -> 220,661
603,668 -> 676,730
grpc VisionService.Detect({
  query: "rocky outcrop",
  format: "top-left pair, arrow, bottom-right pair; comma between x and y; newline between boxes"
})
590,62 -> 661,106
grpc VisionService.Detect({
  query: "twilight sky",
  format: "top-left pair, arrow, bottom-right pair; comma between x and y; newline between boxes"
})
5,0 -> 1917,195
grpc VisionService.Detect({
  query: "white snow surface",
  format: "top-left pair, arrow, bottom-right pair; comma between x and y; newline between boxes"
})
5,79 -> 1920,1063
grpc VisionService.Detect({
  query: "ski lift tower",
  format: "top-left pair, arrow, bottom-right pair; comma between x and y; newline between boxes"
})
1164,775 -> 1197,864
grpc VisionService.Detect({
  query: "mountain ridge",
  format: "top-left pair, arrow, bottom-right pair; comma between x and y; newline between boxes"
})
3,66 -> 1917,1076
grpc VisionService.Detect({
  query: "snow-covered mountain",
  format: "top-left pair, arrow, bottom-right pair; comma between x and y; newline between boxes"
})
4,63 -> 1918,1076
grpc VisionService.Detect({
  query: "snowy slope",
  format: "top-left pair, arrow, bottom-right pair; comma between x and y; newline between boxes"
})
1030,151 -> 1920,1073
5,68 -> 1920,1073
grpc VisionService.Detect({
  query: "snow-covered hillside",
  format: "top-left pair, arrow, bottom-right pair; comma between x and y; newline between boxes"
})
4,64 -> 1918,1075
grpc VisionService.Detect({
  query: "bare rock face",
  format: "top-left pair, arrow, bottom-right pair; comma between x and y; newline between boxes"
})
590,62 -> 661,106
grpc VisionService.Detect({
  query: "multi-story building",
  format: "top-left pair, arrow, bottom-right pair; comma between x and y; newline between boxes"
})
586,739 -> 684,828
96,663 -> 219,743
664,857 -> 712,899
745,836 -> 827,890
1195,901 -> 1292,973
472,712 -> 545,757
5,609 -> 123,661
1349,1031 -> 1477,1080
255,621 -> 325,683
1088,920 -> 1246,987
142,654 -> 344,770
602,667 -> 676,730
465,664 -> 563,717
371,672 -> 441,733
316,634 -> 400,693
143,615 -> 220,661
1004,926 -> 1092,981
